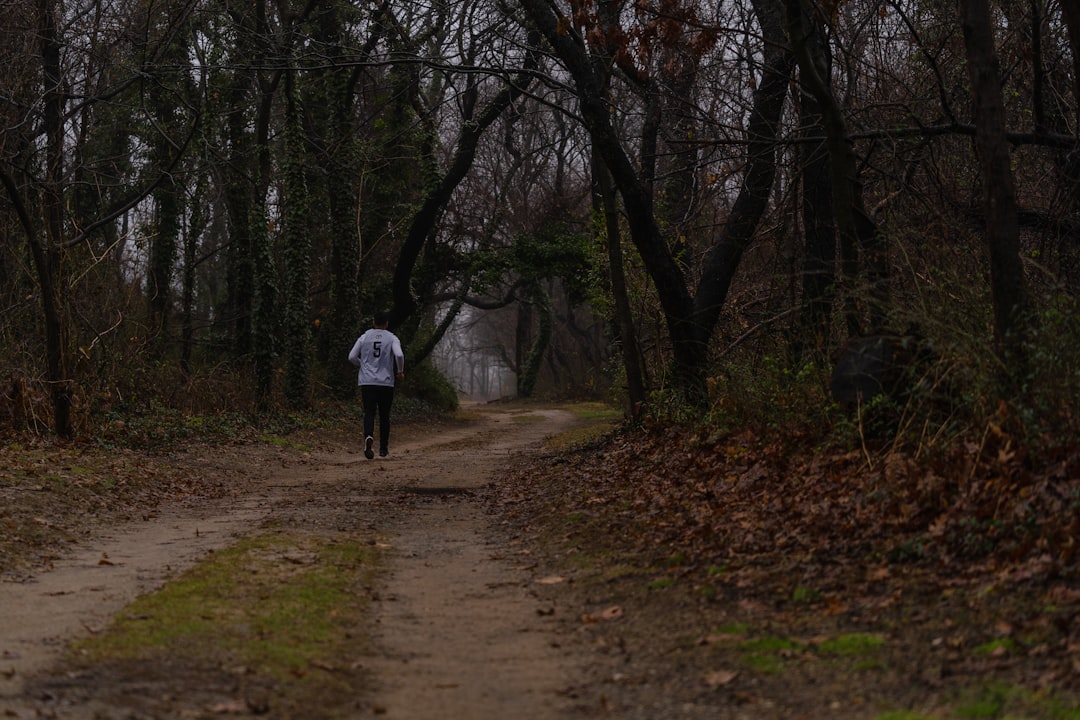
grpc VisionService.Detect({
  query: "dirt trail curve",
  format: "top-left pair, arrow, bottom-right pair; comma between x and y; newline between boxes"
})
0,406 -> 586,718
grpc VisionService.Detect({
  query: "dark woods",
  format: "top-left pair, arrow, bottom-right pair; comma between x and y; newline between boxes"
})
0,0 -> 1075,453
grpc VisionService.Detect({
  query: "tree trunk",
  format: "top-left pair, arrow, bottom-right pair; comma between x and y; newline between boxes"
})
959,0 -> 1030,368
250,0 -> 280,408
783,0 -> 887,335
282,70 -> 312,409
37,0 -> 73,438
796,76 -> 837,357
691,0 -> 794,345
594,157 -> 648,419
589,0 -> 648,418
517,282 -> 553,398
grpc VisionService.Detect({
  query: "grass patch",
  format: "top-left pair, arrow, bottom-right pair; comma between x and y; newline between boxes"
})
737,636 -> 803,674
974,637 -> 1016,655
260,435 -> 313,452
562,402 -> 623,422
791,585 -> 821,603
715,622 -> 751,636
954,683 -> 1010,718
950,683 -> 1080,720
542,402 -> 621,451
817,632 -> 886,657
70,531 -> 379,713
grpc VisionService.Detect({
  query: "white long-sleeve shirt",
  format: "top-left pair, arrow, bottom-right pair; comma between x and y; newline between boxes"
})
348,328 -> 404,387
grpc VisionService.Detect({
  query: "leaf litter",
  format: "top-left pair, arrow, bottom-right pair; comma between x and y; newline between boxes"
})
492,423 -> 1080,719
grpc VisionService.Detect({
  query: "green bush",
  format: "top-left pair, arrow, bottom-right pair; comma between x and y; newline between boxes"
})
400,359 -> 459,413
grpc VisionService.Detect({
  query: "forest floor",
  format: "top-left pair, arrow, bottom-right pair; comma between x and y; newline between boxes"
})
0,401 -> 1077,719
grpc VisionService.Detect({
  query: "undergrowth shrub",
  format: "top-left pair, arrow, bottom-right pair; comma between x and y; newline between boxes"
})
1017,293 -> 1080,447
705,352 -> 832,436
399,359 -> 459,414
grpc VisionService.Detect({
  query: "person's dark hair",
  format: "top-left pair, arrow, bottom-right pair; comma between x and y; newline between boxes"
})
373,311 -> 389,327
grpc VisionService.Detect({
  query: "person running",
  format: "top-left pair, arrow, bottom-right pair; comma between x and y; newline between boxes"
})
348,312 -> 405,459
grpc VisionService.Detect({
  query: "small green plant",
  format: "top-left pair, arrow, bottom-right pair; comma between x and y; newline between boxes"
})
974,637 -> 1016,655
647,578 -> 674,590
262,435 -> 313,451
887,536 -> 930,562
737,636 -> 802,674
792,585 -> 821,603
400,359 -> 459,413
664,552 -> 686,567
715,622 -> 750,636
955,684 -> 1008,719
564,402 -> 622,422
817,632 -> 886,657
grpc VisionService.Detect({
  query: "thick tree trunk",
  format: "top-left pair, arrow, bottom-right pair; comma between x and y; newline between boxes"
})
783,0 -> 887,335
589,0 -> 648,418
798,92 -> 836,355
594,158 -> 648,419
282,72 -> 312,409
959,0 -> 1030,367
37,0 -> 72,438
517,282 -> 553,398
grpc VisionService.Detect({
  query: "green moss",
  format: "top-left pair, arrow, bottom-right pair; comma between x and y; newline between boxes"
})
737,636 -> 802,674
974,637 -> 1016,655
715,622 -> 750,636
563,402 -> 622,422
950,683 -> 1080,720
73,532 -> 378,683
261,435 -> 313,451
817,632 -> 886,657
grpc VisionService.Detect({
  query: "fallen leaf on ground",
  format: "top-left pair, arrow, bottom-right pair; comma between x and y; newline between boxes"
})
207,700 -> 247,714
582,605 -> 623,623
535,575 -> 565,585
703,669 -> 738,687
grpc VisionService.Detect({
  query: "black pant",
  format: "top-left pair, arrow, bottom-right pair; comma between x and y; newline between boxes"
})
361,384 -> 395,453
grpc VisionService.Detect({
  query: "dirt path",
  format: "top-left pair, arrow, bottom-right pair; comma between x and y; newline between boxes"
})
0,406 -> 586,718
